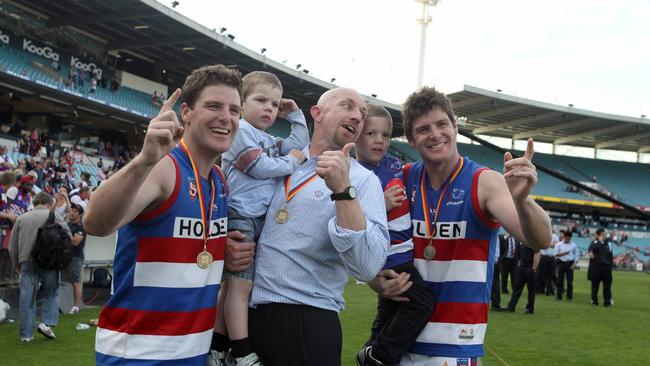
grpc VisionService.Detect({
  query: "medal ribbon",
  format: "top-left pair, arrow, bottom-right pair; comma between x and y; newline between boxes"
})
180,139 -> 215,250
283,174 -> 318,204
420,157 -> 464,244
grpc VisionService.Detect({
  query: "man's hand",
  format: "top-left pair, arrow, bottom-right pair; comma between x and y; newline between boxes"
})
224,230 -> 255,272
289,149 -> 306,164
384,185 -> 404,211
368,269 -> 413,302
278,99 -> 299,119
138,89 -> 184,167
503,138 -> 537,201
317,143 -> 354,194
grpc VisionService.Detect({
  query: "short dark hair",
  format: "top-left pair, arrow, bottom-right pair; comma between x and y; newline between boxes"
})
181,65 -> 242,109
241,71 -> 282,101
596,228 -> 606,236
563,230 -> 573,238
402,86 -> 456,141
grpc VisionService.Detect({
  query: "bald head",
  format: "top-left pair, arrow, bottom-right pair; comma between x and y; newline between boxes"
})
318,88 -> 362,108
310,87 -> 368,154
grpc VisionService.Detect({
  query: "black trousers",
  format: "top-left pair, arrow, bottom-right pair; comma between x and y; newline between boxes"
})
500,257 -> 516,292
536,255 -> 556,294
507,266 -> 536,312
249,303 -> 342,366
590,266 -> 613,305
367,262 -> 435,364
556,261 -> 574,300
491,260 -> 502,308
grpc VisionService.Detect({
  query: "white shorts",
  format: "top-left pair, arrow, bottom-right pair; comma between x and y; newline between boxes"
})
400,353 -> 479,366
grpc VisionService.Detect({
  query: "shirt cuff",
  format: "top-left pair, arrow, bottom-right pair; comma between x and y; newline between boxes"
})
328,218 -> 365,252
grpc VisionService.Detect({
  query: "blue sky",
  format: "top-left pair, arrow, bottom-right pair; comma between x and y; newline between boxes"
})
176,0 -> 649,118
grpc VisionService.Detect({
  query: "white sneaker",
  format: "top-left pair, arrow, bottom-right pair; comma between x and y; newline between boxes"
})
233,352 -> 262,366
37,323 -> 56,339
206,350 -> 227,366
68,306 -> 80,314
20,337 -> 33,342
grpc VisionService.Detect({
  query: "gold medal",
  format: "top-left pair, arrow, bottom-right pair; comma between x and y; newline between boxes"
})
197,250 -> 214,269
423,244 -> 436,260
275,207 -> 290,224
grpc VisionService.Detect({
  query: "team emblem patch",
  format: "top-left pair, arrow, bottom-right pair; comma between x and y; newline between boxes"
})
188,179 -> 197,200
451,188 -> 465,199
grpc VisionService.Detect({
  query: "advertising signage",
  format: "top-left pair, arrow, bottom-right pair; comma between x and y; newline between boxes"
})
0,26 -> 110,80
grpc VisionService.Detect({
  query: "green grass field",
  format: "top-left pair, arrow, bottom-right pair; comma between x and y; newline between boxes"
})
1,270 -> 648,365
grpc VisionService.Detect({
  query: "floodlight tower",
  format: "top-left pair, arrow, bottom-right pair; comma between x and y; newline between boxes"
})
415,0 -> 440,89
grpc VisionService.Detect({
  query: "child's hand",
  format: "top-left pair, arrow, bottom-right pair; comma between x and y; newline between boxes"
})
384,185 -> 404,211
278,99 -> 299,119
289,149 -> 306,164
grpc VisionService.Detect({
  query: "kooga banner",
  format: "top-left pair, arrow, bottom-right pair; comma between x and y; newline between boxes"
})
0,26 -> 111,80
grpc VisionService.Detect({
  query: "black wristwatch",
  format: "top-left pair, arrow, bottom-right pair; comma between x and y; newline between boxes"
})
330,186 -> 357,201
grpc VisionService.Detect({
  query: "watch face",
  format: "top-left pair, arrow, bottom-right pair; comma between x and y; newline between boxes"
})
348,186 -> 357,199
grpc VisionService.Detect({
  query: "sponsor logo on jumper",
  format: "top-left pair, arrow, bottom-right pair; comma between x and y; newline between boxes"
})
188,179 -> 197,200
174,217 -> 227,239
70,56 -> 103,79
412,220 -> 467,239
23,39 -> 59,62
458,327 -> 475,339
0,30 -> 9,45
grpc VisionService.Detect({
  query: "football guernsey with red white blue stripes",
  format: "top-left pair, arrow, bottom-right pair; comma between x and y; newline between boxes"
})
404,157 -> 500,358
95,145 -> 228,365
359,155 -> 413,269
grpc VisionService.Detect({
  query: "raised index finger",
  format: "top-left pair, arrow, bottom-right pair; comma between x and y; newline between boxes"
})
159,88 -> 181,116
524,138 -> 535,161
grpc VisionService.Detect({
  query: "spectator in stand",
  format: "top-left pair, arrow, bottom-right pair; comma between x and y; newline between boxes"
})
70,186 -> 91,209
9,192 -> 71,342
6,175 -> 35,216
152,91 -> 162,106
588,228 -> 614,306
0,146 -> 15,172
97,157 -> 103,169
90,77 -> 98,94
64,203 -> 86,314
0,171 -> 17,281
555,230 -> 579,301
54,186 -> 70,218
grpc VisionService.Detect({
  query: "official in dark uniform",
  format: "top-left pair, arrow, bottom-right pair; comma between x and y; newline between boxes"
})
491,234 -> 505,311
588,228 -> 614,306
506,242 -> 540,314
536,231 -> 559,295
500,234 -> 519,294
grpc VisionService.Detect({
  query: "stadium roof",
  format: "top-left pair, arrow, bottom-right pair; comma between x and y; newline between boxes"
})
17,0 -> 403,130
449,85 -> 650,154
9,1 -> 650,151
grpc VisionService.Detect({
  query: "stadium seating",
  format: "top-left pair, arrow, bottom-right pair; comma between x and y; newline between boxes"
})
0,45 -> 161,118
389,140 -> 650,207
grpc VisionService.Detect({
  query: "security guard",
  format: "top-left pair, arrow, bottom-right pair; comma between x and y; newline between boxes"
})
588,228 -> 614,306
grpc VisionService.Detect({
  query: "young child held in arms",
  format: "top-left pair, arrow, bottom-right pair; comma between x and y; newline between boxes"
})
355,104 -> 434,366
212,71 -> 309,366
